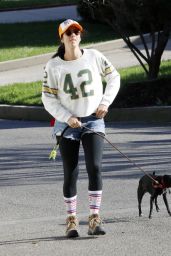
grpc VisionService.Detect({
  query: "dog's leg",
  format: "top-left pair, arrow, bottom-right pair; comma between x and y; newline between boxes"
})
137,186 -> 145,217
149,196 -> 155,219
163,193 -> 171,216
155,196 -> 160,212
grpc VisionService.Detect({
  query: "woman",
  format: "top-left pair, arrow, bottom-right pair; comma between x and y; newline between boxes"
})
42,19 -> 120,238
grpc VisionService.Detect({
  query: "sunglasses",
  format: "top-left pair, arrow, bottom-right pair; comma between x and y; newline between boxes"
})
65,29 -> 81,36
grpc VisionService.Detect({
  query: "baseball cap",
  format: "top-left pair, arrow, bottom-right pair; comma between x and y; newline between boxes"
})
58,19 -> 83,38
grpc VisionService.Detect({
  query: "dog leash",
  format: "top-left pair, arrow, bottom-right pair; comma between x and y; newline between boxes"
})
81,124 -> 159,184
49,122 -> 158,184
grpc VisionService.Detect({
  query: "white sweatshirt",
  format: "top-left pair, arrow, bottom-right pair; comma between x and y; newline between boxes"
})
42,48 -> 120,123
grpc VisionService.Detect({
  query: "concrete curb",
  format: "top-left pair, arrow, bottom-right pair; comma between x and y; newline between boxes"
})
0,105 -> 50,121
106,106 -> 171,123
0,104 -> 171,123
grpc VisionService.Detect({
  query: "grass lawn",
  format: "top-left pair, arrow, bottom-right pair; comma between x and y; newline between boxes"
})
0,60 -> 170,106
0,81 -> 42,106
0,21 -> 118,62
0,0 -> 79,10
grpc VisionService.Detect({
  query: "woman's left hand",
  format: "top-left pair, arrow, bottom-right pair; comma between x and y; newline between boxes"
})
96,104 -> 108,118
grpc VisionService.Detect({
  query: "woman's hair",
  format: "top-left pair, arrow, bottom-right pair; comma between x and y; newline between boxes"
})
52,43 -> 65,59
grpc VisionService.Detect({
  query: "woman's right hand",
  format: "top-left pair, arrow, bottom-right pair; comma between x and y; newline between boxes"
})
67,116 -> 82,128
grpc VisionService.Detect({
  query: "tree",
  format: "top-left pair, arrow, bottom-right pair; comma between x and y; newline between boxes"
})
78,0 -> 171,79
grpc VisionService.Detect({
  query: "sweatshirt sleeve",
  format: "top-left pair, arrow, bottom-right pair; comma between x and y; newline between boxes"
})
41,61 -> 72,123
97,51 -> 120,107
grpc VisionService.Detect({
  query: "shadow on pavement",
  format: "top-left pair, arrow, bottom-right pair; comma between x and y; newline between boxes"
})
0,235 -> 97,246
0,119 -> 49,129
0,134 -> 171,186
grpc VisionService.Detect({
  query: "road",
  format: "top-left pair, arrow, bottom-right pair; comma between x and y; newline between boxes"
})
0,6 -> 171,254
0,5 -> 81,23
0,119 -> 171,255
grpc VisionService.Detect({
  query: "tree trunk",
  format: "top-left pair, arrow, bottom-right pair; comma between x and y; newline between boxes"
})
148,56 -> 160,79
148,26 -> 170,79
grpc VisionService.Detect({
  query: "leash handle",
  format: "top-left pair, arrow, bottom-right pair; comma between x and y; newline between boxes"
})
81,124 -> 158,184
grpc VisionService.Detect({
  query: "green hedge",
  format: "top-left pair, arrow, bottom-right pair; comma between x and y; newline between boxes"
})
111,77 -> 171,108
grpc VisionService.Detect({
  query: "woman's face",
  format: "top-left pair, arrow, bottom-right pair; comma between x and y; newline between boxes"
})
62,26 -> 81,49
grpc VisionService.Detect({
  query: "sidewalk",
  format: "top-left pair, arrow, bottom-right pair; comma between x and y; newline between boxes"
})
0,35 -> 171,86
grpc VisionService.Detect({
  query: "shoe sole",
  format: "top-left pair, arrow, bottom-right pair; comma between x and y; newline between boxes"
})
88,226 -> 106,235
66,229 -> 79,238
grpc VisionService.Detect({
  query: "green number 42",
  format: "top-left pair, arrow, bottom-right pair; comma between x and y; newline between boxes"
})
64,69 -> 94,99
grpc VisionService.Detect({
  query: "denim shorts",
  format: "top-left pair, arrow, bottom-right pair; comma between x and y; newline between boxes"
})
53,114 -> 105,141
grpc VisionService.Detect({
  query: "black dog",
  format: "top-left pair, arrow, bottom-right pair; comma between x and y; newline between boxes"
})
137,172 -> 171,218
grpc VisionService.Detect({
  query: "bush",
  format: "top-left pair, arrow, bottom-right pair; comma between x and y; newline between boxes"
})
111,76 -> 171,108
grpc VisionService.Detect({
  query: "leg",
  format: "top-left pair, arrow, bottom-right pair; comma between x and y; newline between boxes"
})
163,193 -> 171,216
59,137 -> 80,198
155,196 -> 160,212
149,196 -> 155,219
137,185 -> 145,217
82,133 -> 104,192
59,137 -> 80,238
82,133 -> 105,235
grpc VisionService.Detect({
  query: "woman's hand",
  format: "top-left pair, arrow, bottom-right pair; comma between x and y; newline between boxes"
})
67,116 -> 82,128
96,104 -> 108,118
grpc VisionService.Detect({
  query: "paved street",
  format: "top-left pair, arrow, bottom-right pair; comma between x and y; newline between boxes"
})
0,119 -> 171,255
0,5 -> 171,255
0,5 -> 81,23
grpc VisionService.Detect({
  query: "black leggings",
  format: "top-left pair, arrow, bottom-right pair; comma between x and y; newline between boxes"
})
59,133 -> 104,198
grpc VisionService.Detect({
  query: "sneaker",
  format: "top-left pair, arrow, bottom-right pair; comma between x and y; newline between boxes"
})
66,215 -> 79,238
88,214 -> 106,235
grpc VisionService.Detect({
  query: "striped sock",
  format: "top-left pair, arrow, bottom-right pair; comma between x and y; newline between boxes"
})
88,190 -> 102,215
64,195 -> 77,216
